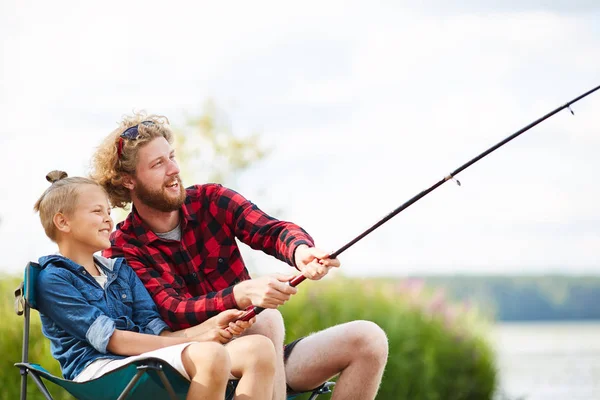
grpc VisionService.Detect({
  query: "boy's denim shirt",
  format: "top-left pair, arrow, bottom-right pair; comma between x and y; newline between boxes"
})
36,254 -> 170,381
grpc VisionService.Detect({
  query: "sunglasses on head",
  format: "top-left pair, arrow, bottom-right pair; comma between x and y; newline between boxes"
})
117,121 -> 155,159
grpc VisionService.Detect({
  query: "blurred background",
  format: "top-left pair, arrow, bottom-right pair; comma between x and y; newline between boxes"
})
1,1 -> 599,399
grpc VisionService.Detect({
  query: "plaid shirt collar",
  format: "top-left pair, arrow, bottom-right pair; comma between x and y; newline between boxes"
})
128,200 -> 198,243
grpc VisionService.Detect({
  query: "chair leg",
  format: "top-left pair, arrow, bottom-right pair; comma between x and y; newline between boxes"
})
156,369 -> 178,400
225,380 -> 238,400
116,370 -> 145,400
307,381 -> 335,400
19,367 -> 28,400
28,372 -> 54,400
307,392 -> 320,400
20,304 -> 31,400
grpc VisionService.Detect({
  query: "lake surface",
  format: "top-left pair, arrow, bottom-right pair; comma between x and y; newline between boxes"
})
492,322 -> 600,400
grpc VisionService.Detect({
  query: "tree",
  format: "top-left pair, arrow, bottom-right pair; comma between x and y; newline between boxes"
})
175,100 -> 269,186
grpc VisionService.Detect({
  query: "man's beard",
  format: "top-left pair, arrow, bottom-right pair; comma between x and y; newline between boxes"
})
134,177 -> 186,212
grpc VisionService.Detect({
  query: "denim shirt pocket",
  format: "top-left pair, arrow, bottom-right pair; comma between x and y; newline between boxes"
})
110,286 -> 134,319
81,286 -> 104,303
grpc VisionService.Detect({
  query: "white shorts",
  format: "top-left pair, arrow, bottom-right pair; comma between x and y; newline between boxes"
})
74,342 -> 196,382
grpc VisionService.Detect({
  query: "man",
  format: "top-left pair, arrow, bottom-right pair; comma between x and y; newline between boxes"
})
92,112 -> 388,400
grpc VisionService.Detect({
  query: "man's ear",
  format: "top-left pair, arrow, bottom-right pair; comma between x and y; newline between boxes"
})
122,174 -> 135,190
53,213 -> 70,234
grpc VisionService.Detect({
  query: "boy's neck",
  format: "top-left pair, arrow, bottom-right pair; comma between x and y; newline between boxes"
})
133,201 -> 181,233
57,242 -> 99,276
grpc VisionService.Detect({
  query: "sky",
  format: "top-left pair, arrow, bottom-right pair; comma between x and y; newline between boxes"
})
1,1 -> 599,276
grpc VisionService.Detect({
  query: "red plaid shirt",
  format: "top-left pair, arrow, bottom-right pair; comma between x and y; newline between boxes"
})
103,184 -> 314,330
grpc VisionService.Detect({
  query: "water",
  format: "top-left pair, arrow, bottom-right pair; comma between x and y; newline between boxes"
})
492,322 -> 600,400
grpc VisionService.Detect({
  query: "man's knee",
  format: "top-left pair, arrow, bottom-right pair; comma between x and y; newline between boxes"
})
184,342 -> 231,381
343,320 -> 388,363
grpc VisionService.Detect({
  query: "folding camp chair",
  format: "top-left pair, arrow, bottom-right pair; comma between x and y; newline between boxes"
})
14,262 -> 334,400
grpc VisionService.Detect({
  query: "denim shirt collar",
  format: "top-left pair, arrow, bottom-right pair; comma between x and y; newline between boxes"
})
38,254 -> 124,287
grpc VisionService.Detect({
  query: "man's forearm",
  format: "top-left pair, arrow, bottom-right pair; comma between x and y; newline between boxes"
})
292,244 -> 309,270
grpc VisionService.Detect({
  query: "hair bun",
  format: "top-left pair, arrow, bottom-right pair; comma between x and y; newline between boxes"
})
46,170 -> 68,184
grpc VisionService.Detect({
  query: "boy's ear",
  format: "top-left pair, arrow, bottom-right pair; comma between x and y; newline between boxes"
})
53,213 -> 70,234
122,174 -> 135,190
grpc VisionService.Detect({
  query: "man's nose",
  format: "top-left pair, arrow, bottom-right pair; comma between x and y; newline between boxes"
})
167,159 -> 180,175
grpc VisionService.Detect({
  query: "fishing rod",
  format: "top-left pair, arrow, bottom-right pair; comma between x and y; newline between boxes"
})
234,83 -> 600,323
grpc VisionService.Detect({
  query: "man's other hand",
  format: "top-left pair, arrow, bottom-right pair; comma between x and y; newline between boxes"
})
294,245 -> 341,280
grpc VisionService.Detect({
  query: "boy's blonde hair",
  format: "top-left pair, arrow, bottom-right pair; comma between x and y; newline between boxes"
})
34,170 -> 103,242
90,111 -> 174,208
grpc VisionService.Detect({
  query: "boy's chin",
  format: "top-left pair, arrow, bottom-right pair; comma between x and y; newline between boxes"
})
94,241 -> 112,252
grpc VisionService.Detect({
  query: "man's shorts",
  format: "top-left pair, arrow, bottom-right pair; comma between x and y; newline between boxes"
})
283,337 -> 305,394
283,336 -> 304,363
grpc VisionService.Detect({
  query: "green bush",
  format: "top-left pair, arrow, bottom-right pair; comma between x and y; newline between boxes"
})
1,274 -> 496,400
281,277 -> 497,400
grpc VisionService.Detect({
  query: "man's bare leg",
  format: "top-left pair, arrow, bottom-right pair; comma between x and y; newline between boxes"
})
241,309 -> 287,400
285,320 -> 388,400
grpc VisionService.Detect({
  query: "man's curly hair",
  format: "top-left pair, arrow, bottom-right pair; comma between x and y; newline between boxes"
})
90,111 -> 174,208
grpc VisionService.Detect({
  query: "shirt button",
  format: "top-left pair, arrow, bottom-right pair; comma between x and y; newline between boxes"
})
82,271 -> 86,274
218,258 -> 224,263
122,294 -> 127,299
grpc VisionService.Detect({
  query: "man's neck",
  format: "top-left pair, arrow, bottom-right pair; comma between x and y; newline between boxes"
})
133,201 -> 181,233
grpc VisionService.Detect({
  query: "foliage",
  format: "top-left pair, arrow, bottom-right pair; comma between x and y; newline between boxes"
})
281,277 -> 497,400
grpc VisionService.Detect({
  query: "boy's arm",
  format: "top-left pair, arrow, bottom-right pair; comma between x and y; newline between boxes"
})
107,330 -> 195,355
125,263 -> 170,335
